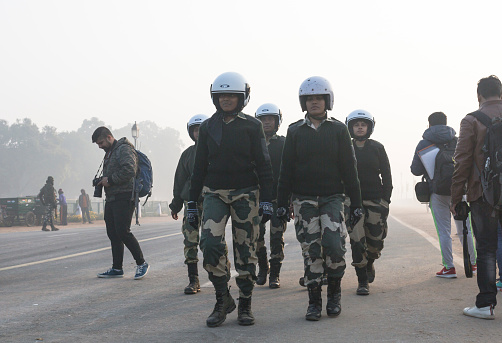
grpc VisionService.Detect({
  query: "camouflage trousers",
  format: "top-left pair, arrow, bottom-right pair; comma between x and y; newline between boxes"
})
345,198 -> 389,264
182,201 -> 203,264
200,186 -> 260,298
293,194 -> 347,285
42,204 -> 55,228
257,200 -> 287,266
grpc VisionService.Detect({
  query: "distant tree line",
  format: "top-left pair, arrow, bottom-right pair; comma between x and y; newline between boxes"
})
0,117 -> 183,201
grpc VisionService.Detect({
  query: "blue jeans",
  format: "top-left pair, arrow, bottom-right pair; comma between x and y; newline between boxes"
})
470,198 -> 498,308
497,224 -> 502,280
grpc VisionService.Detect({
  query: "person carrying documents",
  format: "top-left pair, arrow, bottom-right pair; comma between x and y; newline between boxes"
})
411,112 -> 477,278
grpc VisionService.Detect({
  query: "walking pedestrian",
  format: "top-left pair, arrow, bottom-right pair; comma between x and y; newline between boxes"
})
38,176 -> 59,231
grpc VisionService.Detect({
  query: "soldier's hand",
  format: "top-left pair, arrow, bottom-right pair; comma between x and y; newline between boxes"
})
259,202 -> 273,224
171,211 -> 178,220
186,201 -> 199,230
349,207 -> 363,228
276,206 -> 290,224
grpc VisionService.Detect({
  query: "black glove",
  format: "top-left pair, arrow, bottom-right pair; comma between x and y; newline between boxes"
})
259,202 -> 273,224
186,201 -> 199,230
349,207 -> 363,228
276,206 -> 290,224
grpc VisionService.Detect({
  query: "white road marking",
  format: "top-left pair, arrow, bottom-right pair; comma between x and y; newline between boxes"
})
390,215 -> 461,262
201,270 -> 239,288
0,232 -> 181,272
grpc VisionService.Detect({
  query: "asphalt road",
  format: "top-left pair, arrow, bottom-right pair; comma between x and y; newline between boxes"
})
0,203 -> 500,343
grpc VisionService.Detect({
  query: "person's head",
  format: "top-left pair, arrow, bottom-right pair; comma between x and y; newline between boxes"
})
255,103 -> 282,136
46,176 -> 54,185
345,109 -> 375,141
299,76 -> 334,119
58,189 -> 63,194
92,126 -> 115,151
81,189 -> 86,194
477,75 -> 502,104
210,72 -> 250,114
428,112 -> 447,127
187,114 -> 209,142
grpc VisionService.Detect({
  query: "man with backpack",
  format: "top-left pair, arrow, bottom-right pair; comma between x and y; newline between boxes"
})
451,75 -> 502,320
411,112 -> 476,278
92,126 -> 150,280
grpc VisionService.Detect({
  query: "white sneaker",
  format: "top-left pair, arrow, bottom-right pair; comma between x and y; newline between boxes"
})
463,305 -> 495,320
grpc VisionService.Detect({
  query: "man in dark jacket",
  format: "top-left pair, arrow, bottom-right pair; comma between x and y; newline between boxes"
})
38,176 -> 59,231
254,103 -> 287,289
169,114 -> 208,294
411,112 -> 476,279
92,126 -> 149,280
451,75 -> 502,320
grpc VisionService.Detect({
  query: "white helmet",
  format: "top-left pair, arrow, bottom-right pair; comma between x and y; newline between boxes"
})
345,109 -> 375,140
210,72 -> 250,112
187,114 -> 208,141
255,103 -> 282,130
298,76 -> 334,111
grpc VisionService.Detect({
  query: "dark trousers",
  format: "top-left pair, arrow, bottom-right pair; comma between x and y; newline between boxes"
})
82,207 -> 91,223
60,205 -> 67,225
469,198 -> 498,308
104,199 -> 145,270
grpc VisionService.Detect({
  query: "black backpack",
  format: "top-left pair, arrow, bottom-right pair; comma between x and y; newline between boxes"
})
470,111 -> 502,209
432,137 -> 457,195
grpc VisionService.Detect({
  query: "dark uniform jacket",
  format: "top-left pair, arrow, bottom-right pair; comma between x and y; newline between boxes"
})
102,137 -> 138,201
353,138 -> 392,203
189,112 -> 274,203
39,184 -> 56,206
277,116 -> 362,208
169,144 -> 196,214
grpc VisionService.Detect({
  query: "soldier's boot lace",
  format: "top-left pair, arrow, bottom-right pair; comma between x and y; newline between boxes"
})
256,257 -> 269,286
184,263 -> 200,294
269,263 -> 282,289
237,296 -> 255,326
206,287 -> 235,328
306,282 -> 322,321
326,277 -> 342,317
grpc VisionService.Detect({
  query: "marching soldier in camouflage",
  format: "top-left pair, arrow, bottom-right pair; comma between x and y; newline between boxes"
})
277,77 -> 362,321
188,72 -> 273,327
169,114 -> 208,294
38,176 -> 59,231
345,110 -> 392,294
255,103 -> 287,288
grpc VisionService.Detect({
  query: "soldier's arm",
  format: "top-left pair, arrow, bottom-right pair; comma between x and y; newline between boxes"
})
170,149 -> 190,214
378,144 -> 393,203
339,126 -> 362,208
277,127 -> 295,208
251,121 -> 273,203
189,124 -> 209,203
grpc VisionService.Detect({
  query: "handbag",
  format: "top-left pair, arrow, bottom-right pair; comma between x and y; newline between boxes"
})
415,176 -> 430,203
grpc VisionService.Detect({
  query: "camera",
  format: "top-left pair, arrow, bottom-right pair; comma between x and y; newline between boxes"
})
93,177 -> 103,198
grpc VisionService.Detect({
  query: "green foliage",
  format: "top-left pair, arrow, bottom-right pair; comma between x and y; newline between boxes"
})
0,118 -> 183,201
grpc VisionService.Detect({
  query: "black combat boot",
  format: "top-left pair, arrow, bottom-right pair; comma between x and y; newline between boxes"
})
51,225 -> 59,231
237,296 -> 255,325
256,257 -> 269,286
326,277 -> 342,317
299,276 -> 306,287
269,263 -> 281,289
305,282 -> 322,321
206,287 -> 236,327
41,226 -> 50,231
184,263 -> 200,294
367,258 -> 375,283
355,267 -> 369,295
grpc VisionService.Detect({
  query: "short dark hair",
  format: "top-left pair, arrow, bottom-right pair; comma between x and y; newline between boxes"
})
477,75 -> 502,99
92,126 -> 113,143
428,112 -> 447,126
